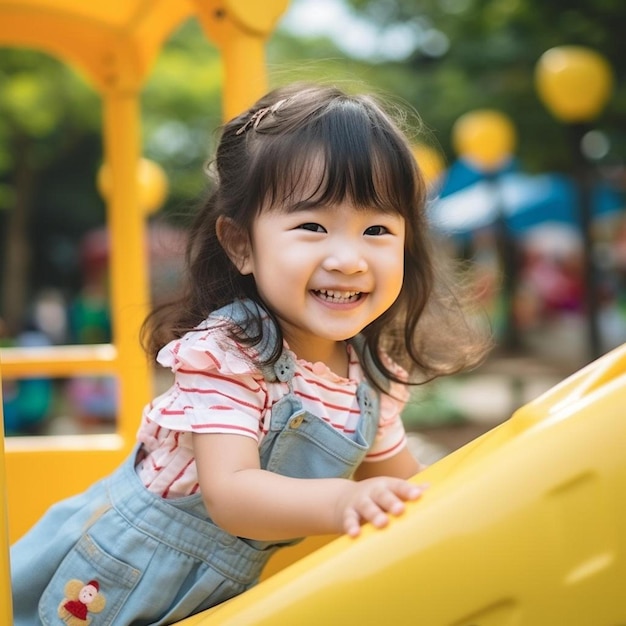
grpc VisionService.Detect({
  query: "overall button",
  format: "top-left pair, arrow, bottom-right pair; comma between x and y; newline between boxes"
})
274,352 -> 296,382
289,414 -> 304,429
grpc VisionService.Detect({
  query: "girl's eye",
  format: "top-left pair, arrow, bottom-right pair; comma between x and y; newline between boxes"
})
298,223 -> 326,233
364,225 -> 389,236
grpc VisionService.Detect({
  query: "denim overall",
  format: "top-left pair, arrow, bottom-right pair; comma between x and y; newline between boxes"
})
11,300 -> 382,626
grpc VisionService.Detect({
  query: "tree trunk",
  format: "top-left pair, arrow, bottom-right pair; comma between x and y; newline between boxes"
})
1,135 -> 35,336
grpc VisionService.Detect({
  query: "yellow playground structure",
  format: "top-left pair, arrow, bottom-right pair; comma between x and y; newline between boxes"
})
0,2 -> 625,624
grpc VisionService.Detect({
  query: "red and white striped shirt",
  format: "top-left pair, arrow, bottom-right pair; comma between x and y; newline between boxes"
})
136,321 -> 409,498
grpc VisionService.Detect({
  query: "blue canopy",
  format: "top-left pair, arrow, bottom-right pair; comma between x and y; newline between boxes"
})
430,164 -> 624,237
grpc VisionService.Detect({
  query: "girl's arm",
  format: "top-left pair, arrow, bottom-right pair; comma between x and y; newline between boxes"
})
193,433 -> 425,541
353,445 -> 423,481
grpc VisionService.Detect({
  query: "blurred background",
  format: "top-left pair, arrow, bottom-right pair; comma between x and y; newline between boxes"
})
0,0 -> 624,459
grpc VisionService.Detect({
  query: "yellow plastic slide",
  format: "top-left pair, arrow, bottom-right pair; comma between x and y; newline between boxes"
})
175,343 -> 626,625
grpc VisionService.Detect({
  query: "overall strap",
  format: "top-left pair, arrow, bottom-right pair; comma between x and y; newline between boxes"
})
211,298 -> 296,387
348,334 -> 390,393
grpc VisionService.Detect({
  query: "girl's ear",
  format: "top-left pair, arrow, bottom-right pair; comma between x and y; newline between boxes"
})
216,216 -> 253,275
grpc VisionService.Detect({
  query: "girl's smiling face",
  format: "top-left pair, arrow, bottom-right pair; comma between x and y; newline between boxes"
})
237,200 -> 405,364
215,91 -> 423,366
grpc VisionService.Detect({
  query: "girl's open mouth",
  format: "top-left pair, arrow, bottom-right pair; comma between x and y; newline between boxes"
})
313,289 -> 363,304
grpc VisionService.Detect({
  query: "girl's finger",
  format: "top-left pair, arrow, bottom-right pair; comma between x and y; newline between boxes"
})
393,481 -> 427,501
343,509 -> 363,537
372,489 -> 406,516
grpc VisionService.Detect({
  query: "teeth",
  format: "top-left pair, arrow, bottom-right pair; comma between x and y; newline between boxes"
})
316,289 -> 361,302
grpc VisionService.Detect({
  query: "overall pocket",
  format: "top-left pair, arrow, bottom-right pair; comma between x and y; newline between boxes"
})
263,410 -> 370,479
39,533 -> 140,626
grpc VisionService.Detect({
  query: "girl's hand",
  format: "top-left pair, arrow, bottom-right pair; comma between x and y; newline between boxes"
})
336,477 -> 426,537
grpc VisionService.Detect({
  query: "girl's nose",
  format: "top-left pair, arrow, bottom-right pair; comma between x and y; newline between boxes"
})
322,245 -> 368,274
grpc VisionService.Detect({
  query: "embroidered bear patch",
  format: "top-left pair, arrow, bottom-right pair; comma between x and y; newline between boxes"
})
58,579 -> 106,625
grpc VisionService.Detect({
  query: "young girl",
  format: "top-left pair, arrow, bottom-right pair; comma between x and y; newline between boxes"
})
11,82 -> 490,625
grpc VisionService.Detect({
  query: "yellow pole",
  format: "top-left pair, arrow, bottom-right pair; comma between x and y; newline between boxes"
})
196,0 -> 290,119
0,373 -> 13,625
220,33 -> 269,120
101,89 -> 152,448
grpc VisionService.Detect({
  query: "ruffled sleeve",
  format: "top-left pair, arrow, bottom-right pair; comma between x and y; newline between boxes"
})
144,322 -> 268,441
157,320 -> 259,376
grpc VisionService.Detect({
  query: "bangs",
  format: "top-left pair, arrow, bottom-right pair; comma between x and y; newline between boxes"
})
244,97 -> 420,217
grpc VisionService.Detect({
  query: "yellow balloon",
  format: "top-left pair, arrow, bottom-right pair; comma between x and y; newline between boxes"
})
412,143 -> 446,189
452,110 -> 516,173
535,46 -> 613,123
97,157 -> 169,215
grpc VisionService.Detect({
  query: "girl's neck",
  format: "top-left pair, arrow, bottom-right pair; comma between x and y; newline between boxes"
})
288,338 -> 349,378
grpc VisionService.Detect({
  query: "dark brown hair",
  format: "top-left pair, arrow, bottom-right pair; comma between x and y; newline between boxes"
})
142,82 -> 491,389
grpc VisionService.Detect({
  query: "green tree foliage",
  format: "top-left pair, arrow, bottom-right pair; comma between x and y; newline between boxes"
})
141,19 -> 222,215
0,48 -> 102,332
342,0 -> 626,171
0,19 -> 222,334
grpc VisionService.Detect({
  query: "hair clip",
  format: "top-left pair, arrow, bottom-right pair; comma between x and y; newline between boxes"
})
235,99 -> 287,135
